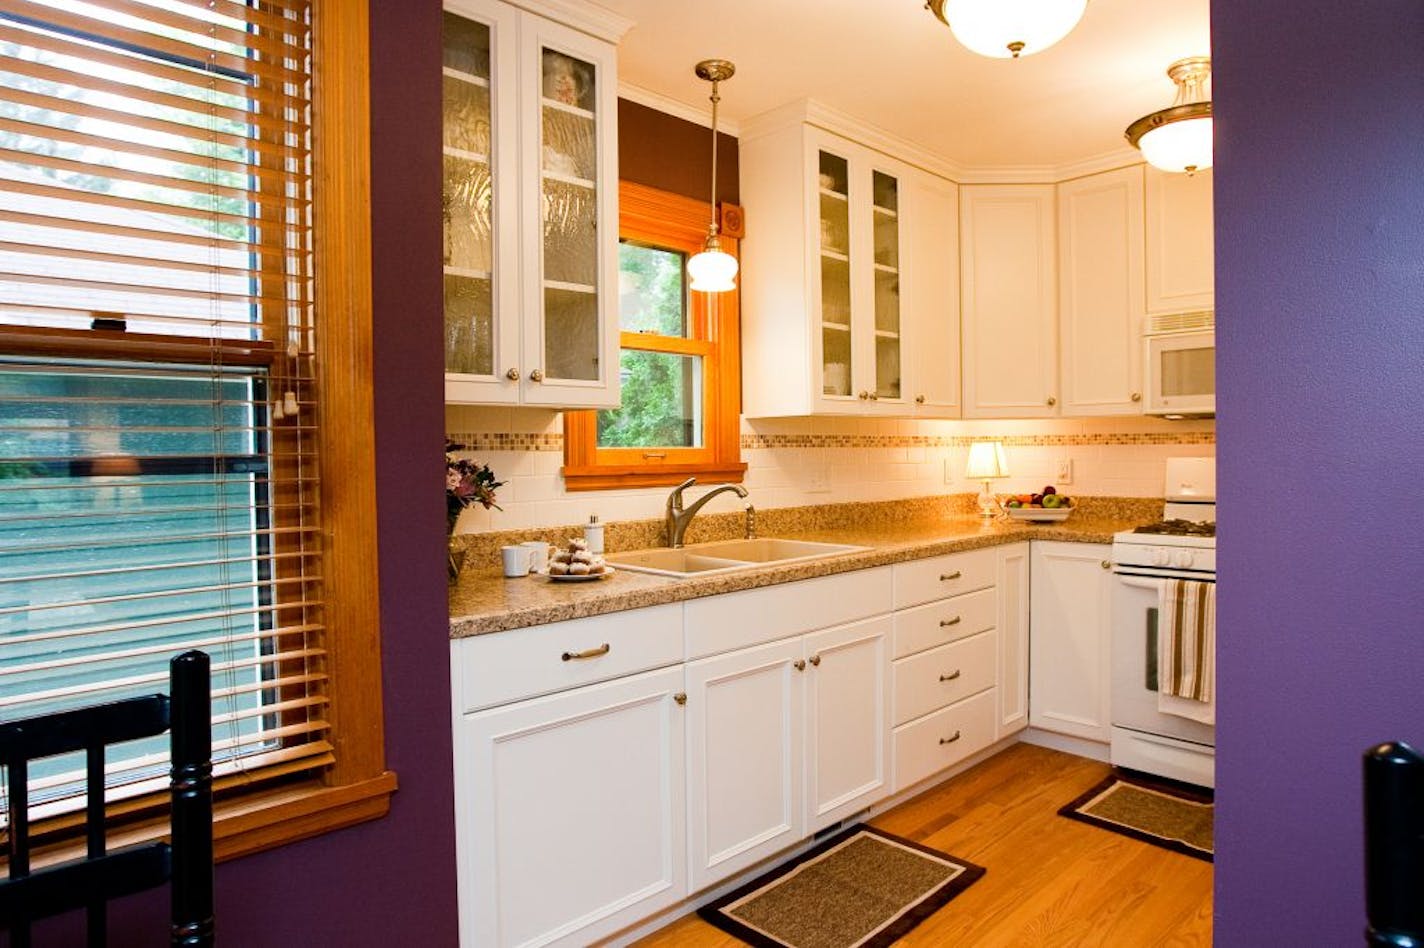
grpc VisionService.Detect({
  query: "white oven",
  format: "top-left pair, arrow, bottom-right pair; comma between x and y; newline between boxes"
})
1143,313 -> 1214,418
1109,457 -> 1217,788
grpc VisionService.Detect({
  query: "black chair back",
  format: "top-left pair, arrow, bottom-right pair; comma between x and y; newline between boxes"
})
1364,740 -> 1424,946
0,650 -> 214,947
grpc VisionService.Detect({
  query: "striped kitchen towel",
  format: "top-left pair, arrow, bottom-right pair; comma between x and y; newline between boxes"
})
1159,579 -> 1215,724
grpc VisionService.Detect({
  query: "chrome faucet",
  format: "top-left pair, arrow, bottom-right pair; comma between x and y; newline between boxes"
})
665,477 -> 749,548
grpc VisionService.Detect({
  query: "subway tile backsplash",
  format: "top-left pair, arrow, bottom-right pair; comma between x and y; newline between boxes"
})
446,405 -> 1214,534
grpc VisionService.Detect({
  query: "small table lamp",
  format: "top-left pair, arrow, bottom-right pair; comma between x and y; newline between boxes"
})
965,441 -> 1008,519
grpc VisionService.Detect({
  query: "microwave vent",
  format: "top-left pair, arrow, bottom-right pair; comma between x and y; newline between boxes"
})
1145,310 -> 1215,335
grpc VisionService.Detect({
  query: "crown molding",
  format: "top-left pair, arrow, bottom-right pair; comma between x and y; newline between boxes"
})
739,98 -> 1150,185
504,0 -> 633,43
617,81 -> 742,137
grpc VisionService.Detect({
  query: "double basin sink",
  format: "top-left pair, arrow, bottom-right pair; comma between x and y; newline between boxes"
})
606,537 -> 867,579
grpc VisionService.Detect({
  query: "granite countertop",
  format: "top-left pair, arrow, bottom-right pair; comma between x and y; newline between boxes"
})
448,513 -> 1147,639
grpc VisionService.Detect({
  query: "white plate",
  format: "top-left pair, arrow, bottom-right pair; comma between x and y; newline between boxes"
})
1004,507 -> 1072,523
540,567 -> 616,582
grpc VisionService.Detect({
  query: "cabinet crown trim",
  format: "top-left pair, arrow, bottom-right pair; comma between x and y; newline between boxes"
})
503,0 -> 633,42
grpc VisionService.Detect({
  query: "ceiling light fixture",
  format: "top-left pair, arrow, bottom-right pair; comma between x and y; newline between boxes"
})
686,59 -> 738,293
1125,56 -> 1213,175
925,0 -> 1087,59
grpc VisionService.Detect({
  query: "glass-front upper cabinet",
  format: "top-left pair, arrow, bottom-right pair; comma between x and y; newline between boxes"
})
871,170 -> 902,402
443,0 -> 624,408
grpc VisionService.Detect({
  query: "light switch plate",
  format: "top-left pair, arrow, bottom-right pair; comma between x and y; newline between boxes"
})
944,458 -> 955,486
1056,458 -> 1073,484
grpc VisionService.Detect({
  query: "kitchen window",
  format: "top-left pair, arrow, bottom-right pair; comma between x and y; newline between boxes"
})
0,0 -> 388,861
563,181 -> 745,489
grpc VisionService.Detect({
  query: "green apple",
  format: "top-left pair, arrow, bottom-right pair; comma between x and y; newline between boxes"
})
1042,494 -> 1064,509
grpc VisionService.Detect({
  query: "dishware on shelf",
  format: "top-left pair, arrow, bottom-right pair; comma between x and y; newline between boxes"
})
824,362 -> 849,394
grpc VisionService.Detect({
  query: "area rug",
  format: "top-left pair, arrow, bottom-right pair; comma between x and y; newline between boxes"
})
1059,771 -> 1214,862
697,825 -> 985,948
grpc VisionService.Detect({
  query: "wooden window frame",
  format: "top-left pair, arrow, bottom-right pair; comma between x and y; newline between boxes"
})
1,0 -> 392,870
563,181 -> 746,490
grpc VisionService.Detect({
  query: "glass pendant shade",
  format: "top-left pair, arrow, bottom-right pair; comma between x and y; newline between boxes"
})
1126,57 -> 1214,174
932,0 -> 1088,58
687,241 -> 738,292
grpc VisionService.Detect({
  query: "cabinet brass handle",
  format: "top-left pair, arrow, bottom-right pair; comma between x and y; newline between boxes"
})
793,659 -> 806,671
939,730 -> 962,746
561,643 -> 610,662
505,368 -> 520,381
809,655 -> 821,666
642,451 -> 667,460
530,368 -> 545,382
940,616 -> 962,628
940,571 -> 962,582
940,670 -> 962,683
1131,392 -> 1142,402
674,692 -> 687,706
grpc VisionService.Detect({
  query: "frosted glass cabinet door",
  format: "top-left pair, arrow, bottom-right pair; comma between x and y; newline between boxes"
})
817,150 -> 854,401
521,17 -> 619,407
870,169 -> 902,403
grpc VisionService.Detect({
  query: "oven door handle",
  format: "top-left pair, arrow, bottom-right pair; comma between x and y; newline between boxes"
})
1118,574 -> 1168,591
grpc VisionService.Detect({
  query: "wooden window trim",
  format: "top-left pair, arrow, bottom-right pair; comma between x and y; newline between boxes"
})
563,182 -> 746,490
0,0 -> 392,866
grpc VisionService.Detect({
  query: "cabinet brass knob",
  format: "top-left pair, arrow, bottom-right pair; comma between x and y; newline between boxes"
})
793,659 -> 807,671
674,692 -> 687,706
940,616 -> 962,628
1046,396 -> 1057,406
505,368 -> 520,381
868,392 -> 879,401
858,391 -> 870,400
915,395 -> 926,404
939,670 -> 962,683
940,571 -> 962,582
1101,560 -> 1112,570
939,730 -> 962,746
1131,392 -> 1142,402
530,369 -> 545,382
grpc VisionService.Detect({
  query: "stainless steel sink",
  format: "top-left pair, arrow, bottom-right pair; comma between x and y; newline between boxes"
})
607,538 -> 867,579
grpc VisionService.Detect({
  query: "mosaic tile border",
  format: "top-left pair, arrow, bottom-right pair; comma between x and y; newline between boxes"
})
447,430 -> 1216,453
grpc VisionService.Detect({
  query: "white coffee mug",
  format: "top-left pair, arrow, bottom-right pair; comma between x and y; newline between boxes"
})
521,540 -> 550,574
501,545 -> 529,578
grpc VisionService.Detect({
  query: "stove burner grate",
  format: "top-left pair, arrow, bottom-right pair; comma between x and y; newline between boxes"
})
1132,519 -> 1217,537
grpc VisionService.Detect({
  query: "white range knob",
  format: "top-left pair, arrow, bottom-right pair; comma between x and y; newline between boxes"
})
1151,548 -> 1171,567
1173,550 -> 1195,569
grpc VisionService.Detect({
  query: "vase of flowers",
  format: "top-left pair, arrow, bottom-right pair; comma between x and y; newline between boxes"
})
446,441 -> 504,580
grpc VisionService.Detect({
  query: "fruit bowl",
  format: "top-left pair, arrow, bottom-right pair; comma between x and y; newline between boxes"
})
1004,506 -> 1072,523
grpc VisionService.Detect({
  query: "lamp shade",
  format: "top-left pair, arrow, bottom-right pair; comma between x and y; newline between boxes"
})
965,441 -> 1009,479
687,246 -> 738,292
1134,111 -> 1213,174
937,0 -> 1087,58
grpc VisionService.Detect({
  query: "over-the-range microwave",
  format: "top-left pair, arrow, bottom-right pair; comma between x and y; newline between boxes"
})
1143,311 -> 1214,418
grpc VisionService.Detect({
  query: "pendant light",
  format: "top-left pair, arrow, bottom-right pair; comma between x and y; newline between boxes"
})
925,0 -> 1087,59
686,59 -> 738,293
1125,57 -> 1213,175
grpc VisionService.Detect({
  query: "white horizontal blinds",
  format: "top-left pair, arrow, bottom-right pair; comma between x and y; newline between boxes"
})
0,0 -> 328,820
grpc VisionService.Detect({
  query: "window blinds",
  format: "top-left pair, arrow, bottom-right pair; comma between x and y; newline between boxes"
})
0,0 -> 329,822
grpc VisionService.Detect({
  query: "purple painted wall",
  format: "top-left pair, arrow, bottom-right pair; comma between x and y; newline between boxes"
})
1213,2 -> 1424,944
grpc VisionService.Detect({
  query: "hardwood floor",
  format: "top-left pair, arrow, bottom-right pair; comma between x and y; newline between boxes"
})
634,744 -> 1212,947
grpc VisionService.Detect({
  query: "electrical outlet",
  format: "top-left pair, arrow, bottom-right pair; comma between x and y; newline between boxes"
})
944,458 -> 956,486
1056,458 -> 1074,484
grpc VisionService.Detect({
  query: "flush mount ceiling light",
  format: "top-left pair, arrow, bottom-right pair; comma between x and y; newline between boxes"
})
686,59 -> 738,293
925,0 -> 1088,59
1125,56 -> 1214,175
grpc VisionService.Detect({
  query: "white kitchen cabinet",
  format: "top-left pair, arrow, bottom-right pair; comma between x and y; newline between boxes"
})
453,666 -> 686,948
1058,167 -> 1146,416
996,542 -> 1030,736
1030,541 -> 1113,743
1145,166 -> 1214,314
960,185 -> 1059,418
685,637 -> 805,892
740,111 -> 960,418
804,617 -> 893,834
442,0 -> 625,408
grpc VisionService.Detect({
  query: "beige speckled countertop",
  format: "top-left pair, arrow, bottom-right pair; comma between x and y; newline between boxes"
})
448,513 -> 1149,639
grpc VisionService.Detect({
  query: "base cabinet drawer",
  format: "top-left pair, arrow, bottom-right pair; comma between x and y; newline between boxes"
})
893,587 -> 996,659
893,630 -> 997,726
893,688 -> 998,792
893,548 -> 997,609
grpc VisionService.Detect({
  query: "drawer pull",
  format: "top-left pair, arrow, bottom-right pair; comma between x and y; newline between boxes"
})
793,659 -> 807,672
809,655 -> 822,667
940,616 -> 962,628
561,643 -> 611,662
939,730 -> 962,746
940,571 -> 962,582
939,670 -> 962,683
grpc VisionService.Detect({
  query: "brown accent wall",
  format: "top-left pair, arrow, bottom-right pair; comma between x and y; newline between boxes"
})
618,97 -> 739,205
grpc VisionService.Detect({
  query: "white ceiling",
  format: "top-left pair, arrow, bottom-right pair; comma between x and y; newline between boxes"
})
599,0 -> 1211,173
